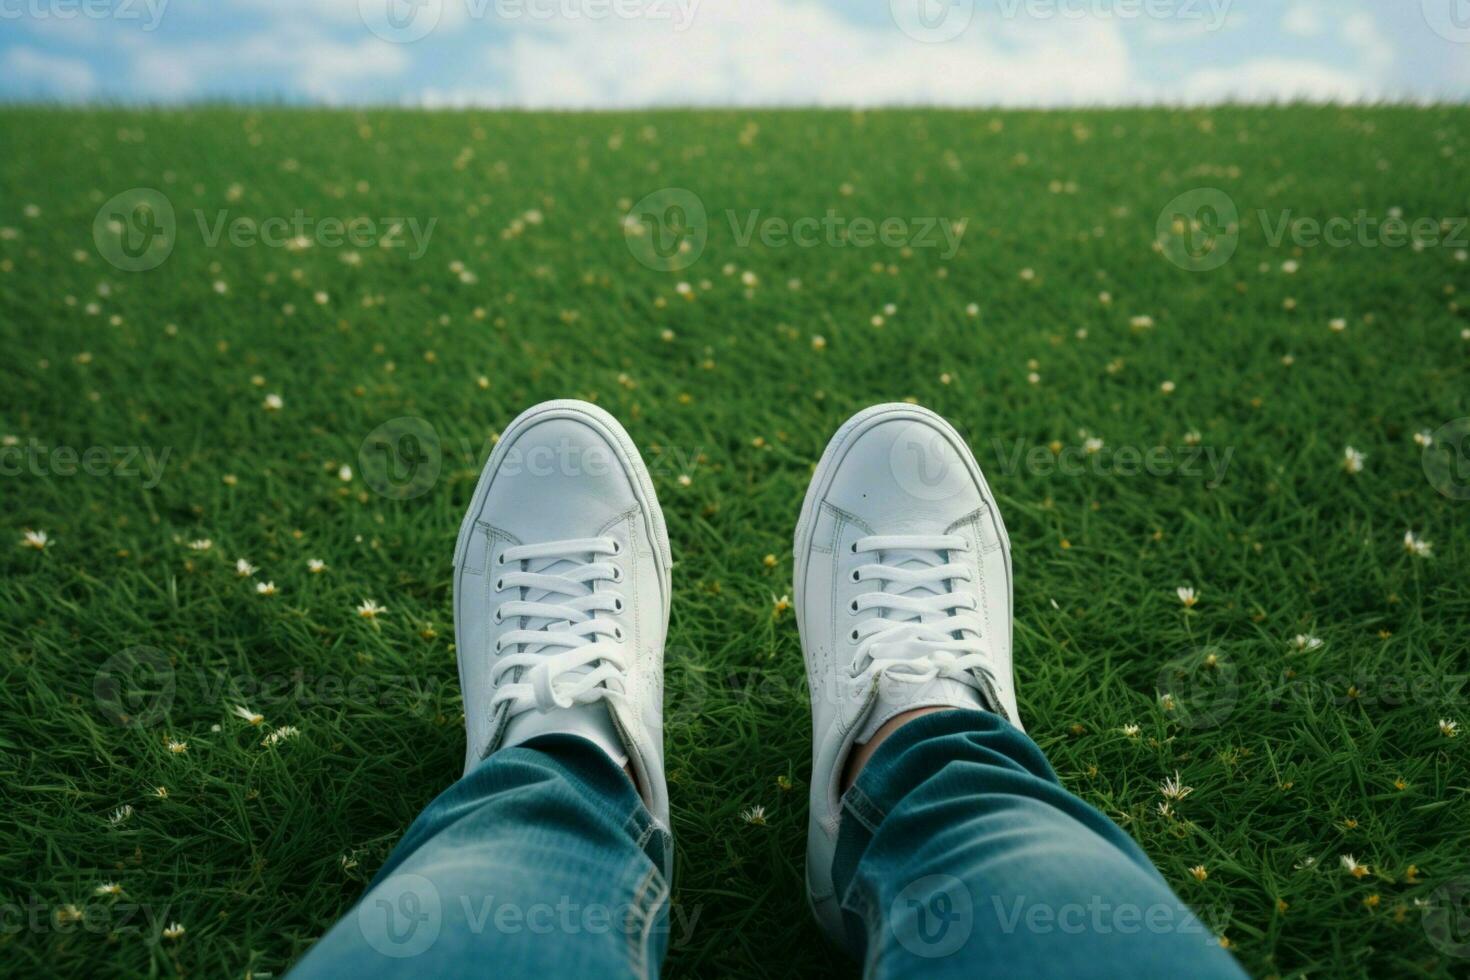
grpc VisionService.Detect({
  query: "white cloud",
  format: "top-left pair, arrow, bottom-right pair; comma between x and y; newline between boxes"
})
1179,58 -> 1374,103
1340,12 -> 1393,74
1281,3 -> 1325,38
1,46 -> 96,96
122,28 -> 409,101
426,0 -> 1139,107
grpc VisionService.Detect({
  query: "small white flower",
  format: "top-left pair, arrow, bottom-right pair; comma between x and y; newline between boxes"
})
1340,854 -> 1369,878
263,393 -> 283,412
109,804 -> 134,825
20,529 -> 49,550
1183,430 -> 1202,446
1083,437 -> 1104,454
307,558 -> 326,573
1176,586 -> 1198,608
1329,317 -> 1347,333
256,581 -> 277,596
1441,719 -> 1460,738
1121,723 -> 1141,738
337,464 -> 353,482
235,558 -> 257,577
162,921 -> 186,941
1403,530 -> 1433,558
262,725 -> 300,747
1342,446 -> 1365,474
357,599 -> 386,619
167,739 -> 188,754
1292,634 -> 1323,652
1281,259 -> 1299,274
740,805 -> 768,826
187,538 -> 213,552
1160,380 -> 1176,394
1413,430 -> 1433,448
231,704 -> 265,726
1129,314 -> 1154,330
965,302 -> 980,317
94,882 -> 124,897
1159,771 -> 1194,801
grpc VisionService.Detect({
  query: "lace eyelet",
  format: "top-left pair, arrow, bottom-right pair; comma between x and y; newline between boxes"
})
850,629 -> 859,641
612,567 -> 623,583
613,598 -> 624,612
495,578 -> 504,591
493,610 -> 503,624
614,626 -> 624,641
849,542 -> 857,553
611,540 -> 622,555
849,600 -> 858,612
850,570 -> 860,582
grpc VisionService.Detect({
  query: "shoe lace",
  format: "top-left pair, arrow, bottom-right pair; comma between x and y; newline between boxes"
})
489,537 -> 629,718
846,533 -> 995,695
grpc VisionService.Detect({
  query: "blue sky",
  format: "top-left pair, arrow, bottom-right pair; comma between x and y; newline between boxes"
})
2,0 -> 1468,106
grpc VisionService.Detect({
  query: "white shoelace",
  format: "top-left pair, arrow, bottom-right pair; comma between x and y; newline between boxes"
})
489,537 -> 629,717
847,533 -> 996,698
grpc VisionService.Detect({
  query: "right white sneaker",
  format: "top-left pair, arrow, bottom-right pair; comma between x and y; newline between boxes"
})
452,400 -> 673,829
793,403 -> 1019,944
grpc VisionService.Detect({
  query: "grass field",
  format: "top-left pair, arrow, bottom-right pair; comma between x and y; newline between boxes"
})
2,104 -> 1468,979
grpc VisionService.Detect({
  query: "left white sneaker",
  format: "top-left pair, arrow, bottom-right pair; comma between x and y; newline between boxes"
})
452,399 -> 673,828
793,403 -> 1019,944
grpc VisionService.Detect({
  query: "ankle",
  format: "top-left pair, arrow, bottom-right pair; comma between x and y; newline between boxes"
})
840,706 -> 950,793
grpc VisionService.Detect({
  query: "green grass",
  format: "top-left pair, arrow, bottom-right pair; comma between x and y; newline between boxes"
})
2,104 -> 1468,979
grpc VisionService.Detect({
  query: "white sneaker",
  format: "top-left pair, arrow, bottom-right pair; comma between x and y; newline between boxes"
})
452,399 -> 673,828
794,403 -> 1019,943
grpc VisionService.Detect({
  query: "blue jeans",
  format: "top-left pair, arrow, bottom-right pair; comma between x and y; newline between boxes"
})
291,713 -> 1246,979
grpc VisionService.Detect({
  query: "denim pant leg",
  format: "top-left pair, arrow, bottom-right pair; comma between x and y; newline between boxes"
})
290,734 -> 671,980
831,709 -> 1247,980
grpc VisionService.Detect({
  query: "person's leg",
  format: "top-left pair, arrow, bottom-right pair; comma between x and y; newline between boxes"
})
831,709 -> 1246,979
295,399 -> 678,978
290,734 -> 670,979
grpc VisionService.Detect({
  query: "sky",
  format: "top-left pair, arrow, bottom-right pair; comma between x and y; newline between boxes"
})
1,0 -> 1468,107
